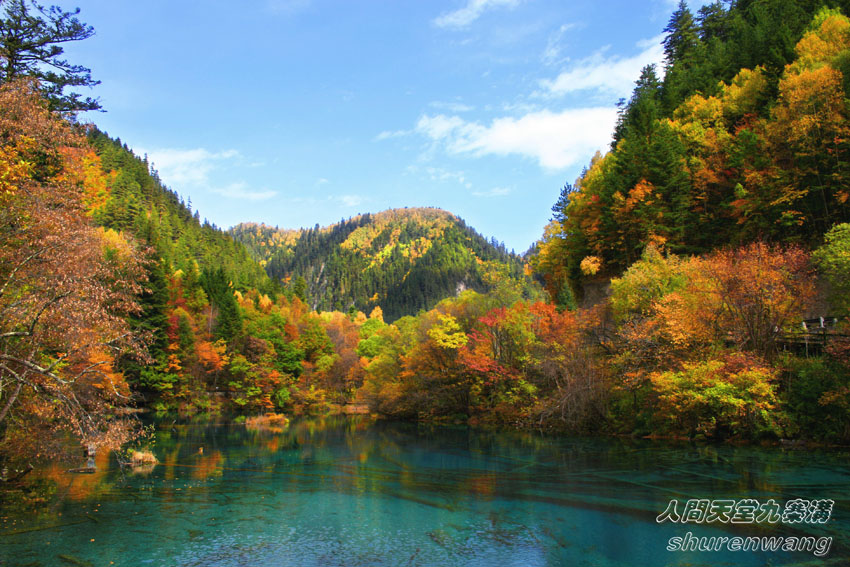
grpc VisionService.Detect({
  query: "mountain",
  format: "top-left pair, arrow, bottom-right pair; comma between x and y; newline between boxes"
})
230,208 -> 532,321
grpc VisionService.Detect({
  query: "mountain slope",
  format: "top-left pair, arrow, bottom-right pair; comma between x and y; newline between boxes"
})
535,3 -> 850,302
87,128 -> 270,290
231,208 -> 532,321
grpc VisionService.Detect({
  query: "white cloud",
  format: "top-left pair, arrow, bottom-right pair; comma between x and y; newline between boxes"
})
212,182 -> 277,201
538,34 -> 665,98
143,148 -> 240,188
429,100 -> 475,113
375,129 -> 412,141
541,23 -> 577,65
142,147 -> 277,201
497,100 -> 541,114
433,0 -> 521,29
416,107 -> 617,170
417,114 -> 468,140
473,187 -> 511,197
339,195 -> 363,207
316,177 -> 329,186
426,167 -> 472,188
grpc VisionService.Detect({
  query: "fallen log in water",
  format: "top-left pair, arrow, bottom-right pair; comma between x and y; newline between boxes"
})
65,467 -> 96,474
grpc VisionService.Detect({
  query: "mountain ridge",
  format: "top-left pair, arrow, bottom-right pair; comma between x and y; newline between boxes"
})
230,206 -> 533,321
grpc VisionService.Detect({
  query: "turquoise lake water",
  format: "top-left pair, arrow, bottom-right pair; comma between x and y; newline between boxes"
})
1,416 -> 848,566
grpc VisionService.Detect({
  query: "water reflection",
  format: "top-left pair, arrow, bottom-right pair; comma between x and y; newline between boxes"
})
1,416 -> 848,566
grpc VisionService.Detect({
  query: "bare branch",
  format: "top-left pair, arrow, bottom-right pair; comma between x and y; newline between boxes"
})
0,244 -> 55,299
0,353 -> 70,384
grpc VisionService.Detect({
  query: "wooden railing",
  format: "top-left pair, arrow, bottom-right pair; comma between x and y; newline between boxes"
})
778,316 -> 847,355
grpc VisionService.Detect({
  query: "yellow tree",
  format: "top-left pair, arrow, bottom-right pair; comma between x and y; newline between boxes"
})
768,10 -> 850,233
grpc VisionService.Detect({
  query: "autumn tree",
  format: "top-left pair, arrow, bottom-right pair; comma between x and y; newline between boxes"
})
0,80 -> 146,460
316,310 -> 365,399
650,353 -> 782,439
535,7 -> 850,302
703,243 -> 815,359
614,243 -> 814,360
767,9 -> 850,236
528,303 -> 608,430
356,319 -> 407,415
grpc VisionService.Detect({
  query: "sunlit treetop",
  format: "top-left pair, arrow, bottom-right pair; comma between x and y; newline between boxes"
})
0,0 -> 100,112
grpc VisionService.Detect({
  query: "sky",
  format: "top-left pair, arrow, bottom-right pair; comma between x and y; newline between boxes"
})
63,0 -> 694,253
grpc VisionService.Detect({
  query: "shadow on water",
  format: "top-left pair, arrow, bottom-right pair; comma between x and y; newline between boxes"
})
2,415 -> 848,566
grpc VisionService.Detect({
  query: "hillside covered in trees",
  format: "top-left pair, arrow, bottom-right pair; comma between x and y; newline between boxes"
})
230,209 -> 533,321
535,0 -> 850,297
3,0 -> 850,469
87,129 -> 270,291
526,1 -> 850,440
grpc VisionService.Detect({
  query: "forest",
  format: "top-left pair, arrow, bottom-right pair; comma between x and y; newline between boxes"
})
2,0 -> 850,470
230,208 -> 531,321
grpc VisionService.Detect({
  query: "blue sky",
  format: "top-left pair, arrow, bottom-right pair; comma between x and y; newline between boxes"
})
66,0 -> 692,253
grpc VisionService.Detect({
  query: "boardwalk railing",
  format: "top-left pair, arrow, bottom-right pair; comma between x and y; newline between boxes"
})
778,316 -> 848,355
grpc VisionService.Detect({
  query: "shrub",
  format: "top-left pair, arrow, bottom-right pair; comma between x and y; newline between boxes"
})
650,353 -> 782,439
782,354 -> 850,441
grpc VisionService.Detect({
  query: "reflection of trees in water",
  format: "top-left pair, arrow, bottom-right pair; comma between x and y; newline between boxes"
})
4,416 -> 849,562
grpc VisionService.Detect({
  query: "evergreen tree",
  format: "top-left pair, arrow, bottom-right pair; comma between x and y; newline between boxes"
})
0,0 -> 100,111
613,64 -> 662,147
696,1 -> 729,42
663,0 -> 699,67
119,256 -> 169,387
291,275 -> 308,303
200,267 -> 242,342
552,182 -> 576,225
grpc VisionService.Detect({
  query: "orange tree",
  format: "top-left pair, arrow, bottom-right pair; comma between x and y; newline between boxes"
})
608,242 -> 814,437
0,80 -> 146,460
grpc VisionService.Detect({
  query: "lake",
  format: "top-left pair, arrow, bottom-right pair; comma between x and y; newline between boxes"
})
1,416 -> 847,566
